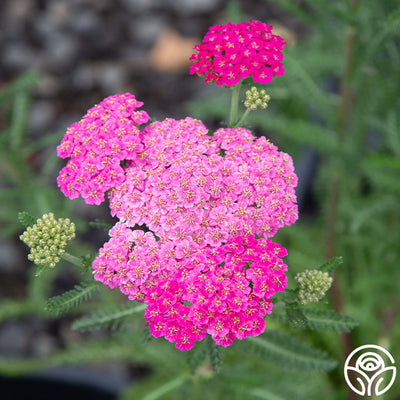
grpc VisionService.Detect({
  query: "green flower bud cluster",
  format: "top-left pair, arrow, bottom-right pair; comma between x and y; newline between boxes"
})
244,86 -> 271,110
294,269 -> 333,305
20,213 -> 75,267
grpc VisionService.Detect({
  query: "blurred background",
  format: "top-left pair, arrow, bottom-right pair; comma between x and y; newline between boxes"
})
1,0 -> 399,399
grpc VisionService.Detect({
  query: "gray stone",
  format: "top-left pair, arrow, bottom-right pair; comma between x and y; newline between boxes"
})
129,15 -> 167,45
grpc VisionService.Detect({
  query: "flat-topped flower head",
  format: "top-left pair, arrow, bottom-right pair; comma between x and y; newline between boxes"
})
190,20 -> 286,86
57,93 -> 149,205
20,213 -> 76,267
145,235 -> 289,350
109,119 -> 298,248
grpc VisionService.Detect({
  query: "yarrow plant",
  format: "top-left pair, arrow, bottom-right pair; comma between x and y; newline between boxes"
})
19,20 -> 350,358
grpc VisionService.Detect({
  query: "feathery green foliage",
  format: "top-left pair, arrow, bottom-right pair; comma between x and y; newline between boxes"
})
72,302 -> 147,331
302,309 -> 359,333
207,335 -> 223,374
318,257 -> 343,274
18,211 -> 36,228
45,280 -> 102,316
246,331 -> 337,372
272,305 -> 358,334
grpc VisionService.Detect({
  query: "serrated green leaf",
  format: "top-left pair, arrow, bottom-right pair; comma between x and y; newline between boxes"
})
72,302 -> 147,331
247,331 -> 337,372
274,289 -> 299,305
207,335 -> 223,374
18,211 -> 36,228
286,304 -> 307,328
318,256 -> 343,273
303,309 -> 359,333
45,280 -> 101,316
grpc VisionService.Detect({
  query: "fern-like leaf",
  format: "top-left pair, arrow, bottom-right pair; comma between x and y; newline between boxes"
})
285,304 -> 307,328
271,304 -> 358,334
18,211 -> 36,228
318,256 -> 343,273
246,331 -> 337,372
303,308 -> 359,333
72,302 -> 147,331
207,335 -> 222,373
45,280 -> 101,316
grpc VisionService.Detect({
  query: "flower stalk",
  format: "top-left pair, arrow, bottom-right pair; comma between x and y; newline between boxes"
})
229,83 -> 241,127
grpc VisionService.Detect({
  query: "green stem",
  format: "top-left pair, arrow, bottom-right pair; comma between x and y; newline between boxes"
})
228,83 -> 242,127
234,108 -> 251,128
61,252 -> 83,267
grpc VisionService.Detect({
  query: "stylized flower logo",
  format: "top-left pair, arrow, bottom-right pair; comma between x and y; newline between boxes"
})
344,345 -> 396,396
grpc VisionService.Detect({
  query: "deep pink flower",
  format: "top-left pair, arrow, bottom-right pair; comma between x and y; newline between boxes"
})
190,20 -> 286,87
144,235 -> 288,350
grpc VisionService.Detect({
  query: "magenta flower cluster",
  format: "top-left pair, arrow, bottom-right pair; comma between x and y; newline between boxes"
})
190,20 -> 286,86
57,92 -> 298,350
145,236 -> 288,350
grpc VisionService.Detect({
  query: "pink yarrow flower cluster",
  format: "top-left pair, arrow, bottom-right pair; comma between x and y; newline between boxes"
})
190,20 -> 286,86
92,226 -> 288,351
57,25 -> 297,351
145,236 -> 288,350
109,118 -> 298,247
57,93 -> 149,205
86,113 -> 297,350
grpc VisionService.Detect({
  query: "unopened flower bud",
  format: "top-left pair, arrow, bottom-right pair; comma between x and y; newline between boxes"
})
244,87 -> 271,111
294,269 -> 333,305
20,213 -> 76,267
